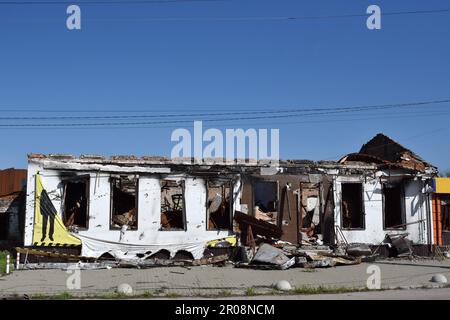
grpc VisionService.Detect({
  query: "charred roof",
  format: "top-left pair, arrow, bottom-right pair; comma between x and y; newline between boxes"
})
340,133 -> 436,173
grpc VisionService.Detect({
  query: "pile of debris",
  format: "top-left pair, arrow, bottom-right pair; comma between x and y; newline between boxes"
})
15,209 -> 415,271
234,243 -> 364,270
231,210 -> 372,270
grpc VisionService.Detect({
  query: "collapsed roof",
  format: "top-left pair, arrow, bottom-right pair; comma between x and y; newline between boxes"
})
27,133 -> 437,176
339,133 -> 436,173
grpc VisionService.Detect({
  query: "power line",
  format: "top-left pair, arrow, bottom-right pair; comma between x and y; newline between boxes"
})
0,3 -> 449,22
0,99 -> 448,120
86,8 -> 450,22
1,108 -> 449,131
0,99 -> 448,127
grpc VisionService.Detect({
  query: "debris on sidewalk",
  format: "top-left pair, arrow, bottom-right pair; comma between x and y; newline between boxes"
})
117,254 -> 230,268
22,261 -> 118,270
346,243 -> 372,257
250,243 -> 295,270
234,238 -> 364,270
206,236 -> 237,248
385,234 -> 413,257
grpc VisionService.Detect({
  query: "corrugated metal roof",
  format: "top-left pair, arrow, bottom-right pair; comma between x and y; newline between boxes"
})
0,168 -> 27,197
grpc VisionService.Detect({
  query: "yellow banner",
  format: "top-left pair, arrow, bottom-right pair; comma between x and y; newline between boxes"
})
32,174 -> 81,246
435,178 -> 450,194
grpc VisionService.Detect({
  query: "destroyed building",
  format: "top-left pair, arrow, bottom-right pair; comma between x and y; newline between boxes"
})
20,134 -> 439,262
0,168 -> 27,248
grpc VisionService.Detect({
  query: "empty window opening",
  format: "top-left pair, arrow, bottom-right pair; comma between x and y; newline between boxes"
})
160,180 -> 185,230
63,179 -> 89,230
341,183 -> 365,229
110,176 -> 138,230
253,181 -> 278,225
383,182 -> 404,229
207,180 -> 233,230
300,184 -> 321,229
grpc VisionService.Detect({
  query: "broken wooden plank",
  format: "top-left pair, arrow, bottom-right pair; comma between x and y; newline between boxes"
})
234,211 -> 282,239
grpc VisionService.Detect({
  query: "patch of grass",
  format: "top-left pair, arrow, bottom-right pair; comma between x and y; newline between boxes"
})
115,292 -> 129,299
301,269 -> 317,273
142,290 -> 154,298
95,292 -> 131,299
292,285 -> 370,295
245,287 -> 257,296
218,290 -> 232,297
166,291 -> 180,298
54,292 -> 73,300
0,251 -> 15,275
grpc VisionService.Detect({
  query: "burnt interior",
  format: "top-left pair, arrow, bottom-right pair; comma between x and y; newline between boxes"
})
160,180 -> 185,230
300,183 -> 321,229
207,180 -> 233,230
341,183 -> 364,229
111,176 -> 138,230
383,182 -> 404,229
253,180 -> 278,225
63,180 -> 88,229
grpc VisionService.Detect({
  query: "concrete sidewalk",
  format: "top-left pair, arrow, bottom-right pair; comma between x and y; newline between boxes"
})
0,259 -> 449,297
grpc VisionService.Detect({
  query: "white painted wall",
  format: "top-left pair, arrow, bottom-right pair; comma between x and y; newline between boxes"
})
24,161 -> 237,252
334,173 -> 431,245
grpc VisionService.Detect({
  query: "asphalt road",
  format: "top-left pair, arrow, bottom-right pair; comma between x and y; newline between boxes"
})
1,258 -> 449,298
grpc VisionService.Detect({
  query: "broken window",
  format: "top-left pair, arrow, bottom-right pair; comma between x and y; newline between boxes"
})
63,177 -> 89,230
300,183 -> 321,229
110,176 -> 138,230
341,183 -> 365,229
253,180 -> 278,225
206,180 -> 233,230
383,182 -> 405,229
160,180 -> 185,230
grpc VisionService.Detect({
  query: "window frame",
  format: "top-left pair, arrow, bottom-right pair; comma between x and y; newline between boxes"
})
61,174 -> 90,231
109,175 -> 139,231
205,179 -> 234,231
252,179 -> 279,218
159,179 -> 187,231
340,182 -> 366,230
382,182 -> 406,230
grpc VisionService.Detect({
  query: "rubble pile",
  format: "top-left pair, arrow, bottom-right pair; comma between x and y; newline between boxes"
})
16,211 -> 416,270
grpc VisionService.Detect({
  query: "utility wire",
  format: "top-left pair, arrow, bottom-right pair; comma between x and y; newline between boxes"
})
86,8 -> 450,22
1,3 -> 449,22
0,99 -> 448,120
0,100 -> 449,127
1,109 -> 449,130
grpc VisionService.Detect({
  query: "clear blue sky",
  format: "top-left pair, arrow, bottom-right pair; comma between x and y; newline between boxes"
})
0,0 -> 449,172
